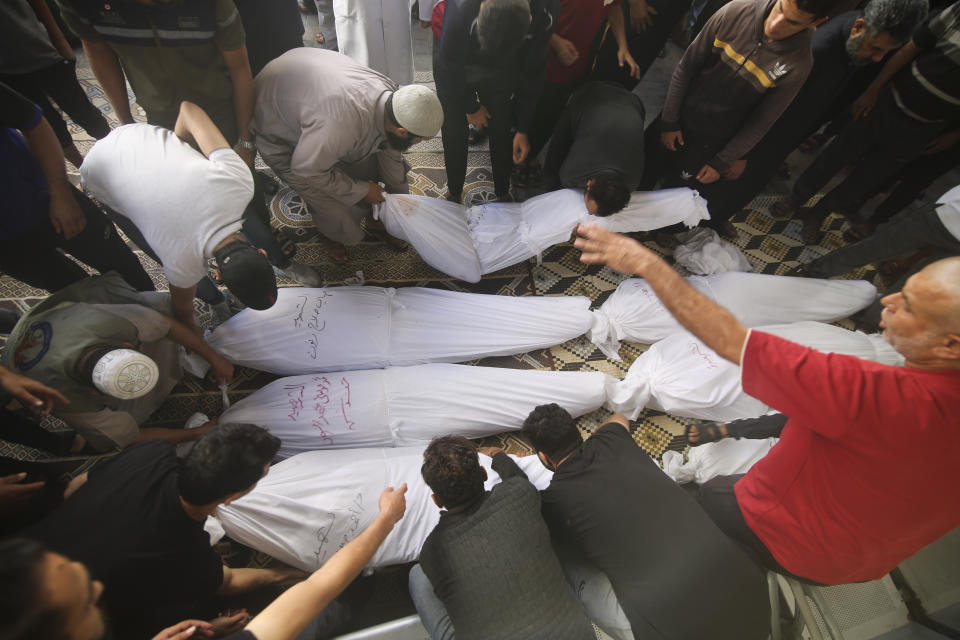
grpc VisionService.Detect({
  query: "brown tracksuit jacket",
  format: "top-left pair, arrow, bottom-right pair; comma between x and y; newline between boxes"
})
661,0 -> 814,172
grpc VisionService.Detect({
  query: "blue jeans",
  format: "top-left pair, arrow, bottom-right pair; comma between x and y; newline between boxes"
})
408,564 -> 456,640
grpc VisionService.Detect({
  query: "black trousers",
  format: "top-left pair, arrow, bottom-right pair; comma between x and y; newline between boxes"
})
640,114 -> 725,190
0,186 -> 154,293
807,202 -> 960,327
867,144 -> 960,225
0,60 -> 111,148
697,474 -> 824,584
436,75 -> 515,199
792,91 -> 945,222
591,0 -> 692,89
528,80 -> 580,160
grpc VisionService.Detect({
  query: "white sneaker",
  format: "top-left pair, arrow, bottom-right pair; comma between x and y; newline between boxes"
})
282,261 -> 324,287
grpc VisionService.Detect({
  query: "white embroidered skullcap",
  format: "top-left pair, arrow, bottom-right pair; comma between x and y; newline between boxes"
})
91,348 -> 159,400
392,85 -> 444,138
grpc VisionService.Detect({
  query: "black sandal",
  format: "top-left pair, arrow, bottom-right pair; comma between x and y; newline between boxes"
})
842,223 -> 874,244
684,423 -> 727,446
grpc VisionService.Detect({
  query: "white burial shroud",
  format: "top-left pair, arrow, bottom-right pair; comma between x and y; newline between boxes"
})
375,188 -> 710,282
588,272 -> 878,358
213,448 -> 554,571
606,322 -> 905,422
218,363 -> 612,458
207,274 -> 878,375
206,286 -> 594,375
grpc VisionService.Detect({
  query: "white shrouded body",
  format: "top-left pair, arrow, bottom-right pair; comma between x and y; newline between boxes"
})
219,364 -> 611,458
207,286 -> 595,375
377,188 -> 710,282
606,322 -> 903,421
214,448 -> 553,571
589,273 -> 878,358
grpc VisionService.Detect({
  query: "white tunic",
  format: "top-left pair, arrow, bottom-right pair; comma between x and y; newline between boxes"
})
333,0 -> 416,85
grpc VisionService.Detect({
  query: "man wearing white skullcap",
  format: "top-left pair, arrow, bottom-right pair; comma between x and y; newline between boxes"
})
252,48 -> 443,262
1,274 -> 235,452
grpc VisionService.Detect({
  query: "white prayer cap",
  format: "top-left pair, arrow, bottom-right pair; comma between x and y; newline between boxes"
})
392,85 -> 443,138
91,348 -> 159,400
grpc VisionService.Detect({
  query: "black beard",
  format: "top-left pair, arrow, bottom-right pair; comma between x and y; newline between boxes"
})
385,130 -> 417,151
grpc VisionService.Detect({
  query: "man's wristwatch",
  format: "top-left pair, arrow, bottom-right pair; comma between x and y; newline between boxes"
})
236,138 -> 256,150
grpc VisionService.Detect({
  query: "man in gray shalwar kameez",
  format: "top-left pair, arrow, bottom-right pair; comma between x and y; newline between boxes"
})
251,48 -> 443,262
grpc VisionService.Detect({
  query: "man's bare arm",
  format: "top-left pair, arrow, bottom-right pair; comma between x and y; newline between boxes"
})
82,40 -> 133,124
218,565 -> 307,597
243,486 -> 408,640
220,46 -> 256,166
64,472 -> 88,499
21,115 -> 87,239
574,224 -> 748,364
173,101 -> 231,158
168,284 -> 202,333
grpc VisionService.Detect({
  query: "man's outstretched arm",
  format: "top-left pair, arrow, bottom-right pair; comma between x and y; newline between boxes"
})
242,485 -> 407,640
574,224 -> 748,364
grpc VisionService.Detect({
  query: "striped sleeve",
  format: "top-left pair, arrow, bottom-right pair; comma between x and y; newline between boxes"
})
214,0 -> 246,50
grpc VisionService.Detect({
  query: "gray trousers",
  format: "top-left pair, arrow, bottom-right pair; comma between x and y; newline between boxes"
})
807,203 -> 960,325
408,558 -> 633,640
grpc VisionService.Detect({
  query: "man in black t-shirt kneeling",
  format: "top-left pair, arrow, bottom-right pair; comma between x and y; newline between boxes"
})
523,404 -> 771,640
23,424 -> 308,639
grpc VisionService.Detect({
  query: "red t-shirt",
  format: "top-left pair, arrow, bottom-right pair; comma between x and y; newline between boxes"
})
736,331 -> 960,584
546,0 -> 620,84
